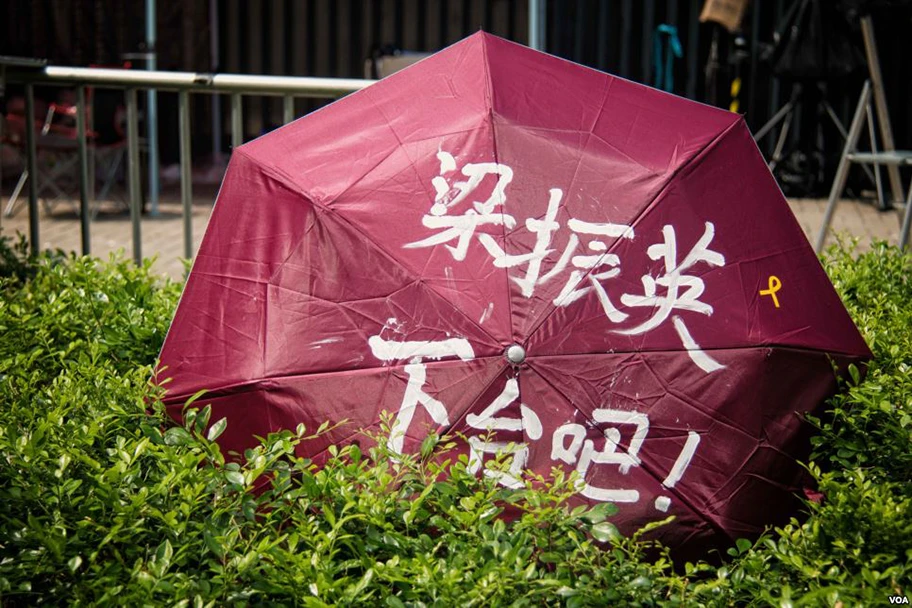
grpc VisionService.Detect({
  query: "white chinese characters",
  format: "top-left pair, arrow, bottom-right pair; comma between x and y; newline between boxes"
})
615,222 -> 726,373
372,144 -> 722,509
368,332 -> 703,512
466,377 -> 542,489
367,335 -> 474,454
404,148 -> 726,374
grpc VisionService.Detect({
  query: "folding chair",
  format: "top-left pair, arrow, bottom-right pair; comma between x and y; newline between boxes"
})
4,101 -> 85,217
3,90 -> 129,218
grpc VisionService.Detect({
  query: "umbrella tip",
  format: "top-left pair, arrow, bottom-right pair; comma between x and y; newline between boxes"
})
505,344 -> 526,365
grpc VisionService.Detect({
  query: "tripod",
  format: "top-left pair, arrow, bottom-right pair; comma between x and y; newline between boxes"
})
815,13 -> 912,252
753,81 -> 880,201
753,0 -> 885,199
755,83 -> 846,171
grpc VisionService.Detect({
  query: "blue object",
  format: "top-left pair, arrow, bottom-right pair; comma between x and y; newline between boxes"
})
653,24 -> 683,93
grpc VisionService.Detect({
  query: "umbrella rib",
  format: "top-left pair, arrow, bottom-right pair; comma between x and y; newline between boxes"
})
520,116 -> 744,346
702,440 -> 813,507
301,356 -> 502,454
525,345 -> 861,469
311,124 -> 497,210
161,355 -> 506,404
633,352 -> 768,442
499,78 -> 615,266
587,129 -> 667,176
326,228 -> 504,351
481,36 -> 517,345
524,362 -> 733,542
524,341 -> 871,360
443,362 -> 513,439
233,146 -> 506,353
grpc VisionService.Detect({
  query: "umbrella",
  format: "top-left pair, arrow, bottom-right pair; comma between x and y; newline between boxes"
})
157,32 -> 870,553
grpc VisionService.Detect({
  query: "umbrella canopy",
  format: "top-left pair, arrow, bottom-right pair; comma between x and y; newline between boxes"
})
157,32 -> 870,552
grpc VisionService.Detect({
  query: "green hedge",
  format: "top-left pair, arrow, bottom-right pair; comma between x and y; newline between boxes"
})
0,234 -> 909,606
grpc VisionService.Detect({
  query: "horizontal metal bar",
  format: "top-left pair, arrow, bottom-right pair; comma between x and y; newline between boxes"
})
5,65 -> 374,97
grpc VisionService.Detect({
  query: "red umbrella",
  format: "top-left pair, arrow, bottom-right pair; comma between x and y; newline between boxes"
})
158,33 -> 870,553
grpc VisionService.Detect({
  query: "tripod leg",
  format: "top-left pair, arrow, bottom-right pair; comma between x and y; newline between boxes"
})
769,111 -> 794,172
861,16 -> 904,204
823,101 -> 848,140
865,105 -> 887,211
816,82 -> 872,253
825,99 -> 876,186
4,170 -> 29,217
755,96 -> 797,143
900,177 -> 912,249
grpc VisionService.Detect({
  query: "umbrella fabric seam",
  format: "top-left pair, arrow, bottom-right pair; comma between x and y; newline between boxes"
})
525,360 -> 732,543
160,356 -> 507,404
155,150 -> 246,368
521,115 -> 744,345
520,343 -> 871,360
480,35 -> 518,345
161,346 -> 863,406
529,347 -> 857,444
232,147 -> 507,351
444,362 -> 514,442
425,364 -> 515,455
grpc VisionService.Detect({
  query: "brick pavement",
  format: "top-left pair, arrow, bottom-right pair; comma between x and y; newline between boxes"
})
0,187 -> 906,281
0,185 -> 219,279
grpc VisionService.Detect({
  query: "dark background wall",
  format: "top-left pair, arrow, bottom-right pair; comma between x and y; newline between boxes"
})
2,0 -> 911,194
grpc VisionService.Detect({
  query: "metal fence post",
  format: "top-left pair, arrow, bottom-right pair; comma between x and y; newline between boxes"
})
283,95 -> 294,124
146,0 -> 161,217
619,0 -> 632,78
24,84 -> 39,256
231,93 -> 243,150
125,88 -> 143,265
179,90 -> 193,262
0,67 -> 4,232
900,183 -> 912,249
1,66 -> 372,265
76,85 -> 91,255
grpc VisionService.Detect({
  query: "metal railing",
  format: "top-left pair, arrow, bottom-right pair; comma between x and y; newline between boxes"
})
1,64 -> 374,263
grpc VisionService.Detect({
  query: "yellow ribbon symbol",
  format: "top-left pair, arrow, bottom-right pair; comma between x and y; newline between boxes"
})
760,275 -> 782,308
